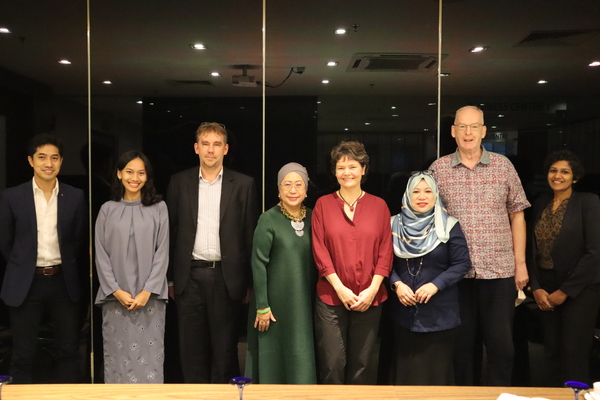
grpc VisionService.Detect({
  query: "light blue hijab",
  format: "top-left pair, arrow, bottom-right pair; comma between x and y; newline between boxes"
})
391,171 -> 457,258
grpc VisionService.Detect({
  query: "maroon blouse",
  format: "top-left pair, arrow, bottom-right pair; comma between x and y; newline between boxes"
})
311,192 -> 393,306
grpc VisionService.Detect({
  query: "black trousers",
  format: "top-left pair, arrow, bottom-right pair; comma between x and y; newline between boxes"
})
9,274 -> 80,383
314,297 -> 382,385
537,269 -> 600,385
176,264 -> 241,383
394,326 -> 457,385
454,277 -> 516,386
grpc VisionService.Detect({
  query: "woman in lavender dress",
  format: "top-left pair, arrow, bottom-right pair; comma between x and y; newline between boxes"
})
95,151 -> 169,383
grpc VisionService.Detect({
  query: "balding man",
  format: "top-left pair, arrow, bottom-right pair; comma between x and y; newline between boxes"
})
429,106 -> 530,386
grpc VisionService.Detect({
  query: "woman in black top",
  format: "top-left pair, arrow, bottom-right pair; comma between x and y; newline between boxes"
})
528,150 -> 600,385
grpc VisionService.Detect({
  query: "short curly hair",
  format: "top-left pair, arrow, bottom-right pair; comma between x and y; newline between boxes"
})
330,141 -> 369,182
543,149 -> 585,182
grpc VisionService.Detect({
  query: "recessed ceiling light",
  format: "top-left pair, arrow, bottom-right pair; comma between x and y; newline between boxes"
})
365,122 -> 371,126
335,28 -> 346,35
469,46 -> 488,53
428,102 -> 436,106
322,80 -> 330,84
102,80 -> 112,85
491,125 -> 497,128
58,60 -> 72,65
498,114 -> 504,118
210,72 -> 220,77
424,128 -> 429,131
480,103 -> 485,106
392,114 -> 399,117
538,80 -> 548,84
317,101 -> 321,104
149,102 -> 154,106
344,128 -> 349,131
0,28 -> 10,33
440,72 -> 450,77
327,61 -> 338,67
391,106 -> 397,109
190,43 -> 206,50
589,61 -> 600,67
136,100 -> 143,104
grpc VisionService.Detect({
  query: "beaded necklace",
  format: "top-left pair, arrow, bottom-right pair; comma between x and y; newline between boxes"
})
278,201 -> 307,237
406,257 -> 423,277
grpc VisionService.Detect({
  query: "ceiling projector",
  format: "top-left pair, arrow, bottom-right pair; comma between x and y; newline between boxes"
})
232,74 -> 257,87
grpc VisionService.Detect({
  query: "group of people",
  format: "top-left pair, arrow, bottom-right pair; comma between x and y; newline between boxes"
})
0,106 -> 598,387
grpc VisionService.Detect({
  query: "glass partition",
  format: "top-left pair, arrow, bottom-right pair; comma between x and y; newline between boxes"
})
89,0 -> 263,382
263,1 -> 440,385
0,0 -> 90,382
439,0 -> 600,387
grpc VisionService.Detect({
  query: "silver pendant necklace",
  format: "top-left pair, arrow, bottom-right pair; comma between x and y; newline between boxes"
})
291,220 -> 305,237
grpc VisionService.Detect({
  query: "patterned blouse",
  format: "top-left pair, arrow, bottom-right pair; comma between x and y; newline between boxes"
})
534,198 -> 569,270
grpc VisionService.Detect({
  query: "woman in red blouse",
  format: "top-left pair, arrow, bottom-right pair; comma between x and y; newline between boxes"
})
311,141 -> 393,384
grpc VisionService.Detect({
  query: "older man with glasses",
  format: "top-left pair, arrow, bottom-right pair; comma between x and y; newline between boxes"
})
429,106 -> 530,386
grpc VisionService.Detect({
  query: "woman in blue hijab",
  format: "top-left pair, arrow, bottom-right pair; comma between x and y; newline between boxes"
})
389,171 -> 471,385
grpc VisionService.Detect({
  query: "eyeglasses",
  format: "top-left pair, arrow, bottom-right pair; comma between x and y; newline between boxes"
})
453,123 -> 483,132
280,183 -> 305,191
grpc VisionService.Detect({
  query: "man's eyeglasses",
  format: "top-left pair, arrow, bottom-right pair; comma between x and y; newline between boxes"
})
453,123 -> 483,132
280,183 -> 305,191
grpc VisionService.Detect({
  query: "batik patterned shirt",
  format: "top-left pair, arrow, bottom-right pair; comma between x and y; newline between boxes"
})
430,147 -> 530,279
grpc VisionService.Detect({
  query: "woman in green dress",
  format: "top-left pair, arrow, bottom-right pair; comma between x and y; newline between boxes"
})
245,162 -> 317,384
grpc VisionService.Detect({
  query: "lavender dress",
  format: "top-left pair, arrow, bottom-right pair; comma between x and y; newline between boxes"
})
95,198 -> 169,383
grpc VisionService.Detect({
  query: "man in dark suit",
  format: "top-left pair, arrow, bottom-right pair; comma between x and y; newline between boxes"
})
167,122 -> 258,383
0,133 -> 87,383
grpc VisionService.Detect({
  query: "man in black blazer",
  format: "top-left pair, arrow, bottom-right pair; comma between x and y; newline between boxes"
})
0,133 -> 87,383
167,122 -> 258,383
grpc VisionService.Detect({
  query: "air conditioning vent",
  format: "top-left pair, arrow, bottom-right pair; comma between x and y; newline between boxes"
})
347,53 -> 447,72
166,80 -> 215,87
516,29 -> 600,47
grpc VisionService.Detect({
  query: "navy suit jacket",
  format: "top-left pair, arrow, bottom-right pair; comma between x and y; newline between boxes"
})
0,180 -> 87,307
166,167 -> 258,300
528,191 -> 600,299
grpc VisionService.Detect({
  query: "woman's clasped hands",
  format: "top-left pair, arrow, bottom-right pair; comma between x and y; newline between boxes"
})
395,281 -> 439,306
113,289 -> 151,310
